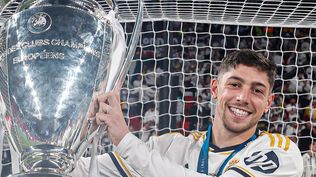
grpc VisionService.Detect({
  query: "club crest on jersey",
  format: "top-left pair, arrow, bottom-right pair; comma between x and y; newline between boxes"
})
244,150 -> 279,174
228,158 -> 240,168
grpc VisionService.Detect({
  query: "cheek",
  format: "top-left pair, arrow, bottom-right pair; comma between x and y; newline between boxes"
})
216,91 -> 228,104
219,89 -> 238,102
254,99 -> 270,112
217,91 -> 234,109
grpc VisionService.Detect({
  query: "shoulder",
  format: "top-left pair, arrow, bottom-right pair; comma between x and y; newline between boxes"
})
238,132 -> 303,176
249,132 -> 302,162
146,131 -> 206,150
149,131 -> 207,142
145,132 -> 205,163
253,131 -> 294,152
189,131 -> 207,142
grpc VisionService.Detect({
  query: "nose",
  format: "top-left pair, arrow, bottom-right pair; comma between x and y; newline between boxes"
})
236,88 -> 250,105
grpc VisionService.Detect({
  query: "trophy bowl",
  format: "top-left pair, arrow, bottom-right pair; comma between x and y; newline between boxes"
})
0,0 -> 142,176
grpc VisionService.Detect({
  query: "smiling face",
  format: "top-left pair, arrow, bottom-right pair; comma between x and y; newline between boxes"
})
211,64 -> 274,135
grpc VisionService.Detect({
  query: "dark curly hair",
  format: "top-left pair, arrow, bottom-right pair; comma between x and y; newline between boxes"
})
217,49 -> 277,90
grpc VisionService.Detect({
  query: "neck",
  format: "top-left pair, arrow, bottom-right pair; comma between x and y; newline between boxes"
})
211,119 -> 256,148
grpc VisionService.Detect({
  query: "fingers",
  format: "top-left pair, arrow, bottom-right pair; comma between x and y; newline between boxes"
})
89,90 -> 121,126
97,91 -> 121,109
87,94 -> 99,118
95,101 -> 123,125
94,102 -> 110,125
95,93 -> 120,124
95,112 -> 105,125
98,102 -> 113,115
92,90 -> 128,146
113,88 -> 121,101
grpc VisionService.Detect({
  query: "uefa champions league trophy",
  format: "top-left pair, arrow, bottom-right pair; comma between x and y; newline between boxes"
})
0,0 -> 142,176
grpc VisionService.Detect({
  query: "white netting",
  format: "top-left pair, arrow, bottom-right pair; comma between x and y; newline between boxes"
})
120,20 -> 316,141
0,0 -> 316,176
117,20 -> 316,176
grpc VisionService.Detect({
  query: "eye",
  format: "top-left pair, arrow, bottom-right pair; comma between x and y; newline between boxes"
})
228,82 -> 240,88
254,88 -> 264,95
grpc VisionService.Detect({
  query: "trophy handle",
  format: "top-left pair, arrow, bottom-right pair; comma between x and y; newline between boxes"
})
105,0 -> 117,12
85,0 -> 143,169
113,0 -> 144,89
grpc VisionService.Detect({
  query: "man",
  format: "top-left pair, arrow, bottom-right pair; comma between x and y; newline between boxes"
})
141,106 -> 158,141
73,49 -> 303,176
302,140 -> 316,177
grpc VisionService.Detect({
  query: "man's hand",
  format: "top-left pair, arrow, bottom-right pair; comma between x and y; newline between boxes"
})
95,90 -> 129,146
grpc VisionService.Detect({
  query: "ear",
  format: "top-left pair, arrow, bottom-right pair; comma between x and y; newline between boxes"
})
211,79 -> 218,99
264,93 -> 275,113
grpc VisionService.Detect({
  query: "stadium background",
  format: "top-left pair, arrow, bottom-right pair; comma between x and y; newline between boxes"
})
0,0 -> 316,176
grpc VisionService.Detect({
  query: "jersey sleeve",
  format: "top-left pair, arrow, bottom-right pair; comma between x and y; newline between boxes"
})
145,132 -> 202,166
116,132 -> 211,177
71,151 -> 142,177
222,133 -> 303,177
71,132 -> 202,177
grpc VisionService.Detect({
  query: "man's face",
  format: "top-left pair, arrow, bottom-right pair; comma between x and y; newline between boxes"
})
211,64 -> 274,134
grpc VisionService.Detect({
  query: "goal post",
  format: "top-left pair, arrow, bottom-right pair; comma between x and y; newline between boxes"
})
115,0 -> 316,28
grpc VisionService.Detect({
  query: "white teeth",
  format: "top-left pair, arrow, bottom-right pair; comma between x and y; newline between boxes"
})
230,107 -> 249,117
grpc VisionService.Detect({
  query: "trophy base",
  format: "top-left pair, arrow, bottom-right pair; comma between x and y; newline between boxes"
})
20,144 -> 75,175
11,172 -> 69,177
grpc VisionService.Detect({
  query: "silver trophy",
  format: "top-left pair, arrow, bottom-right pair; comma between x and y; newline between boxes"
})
0,0 -> 143,176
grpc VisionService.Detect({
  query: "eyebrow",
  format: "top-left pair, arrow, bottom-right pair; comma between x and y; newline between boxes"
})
227,76 -> 267,89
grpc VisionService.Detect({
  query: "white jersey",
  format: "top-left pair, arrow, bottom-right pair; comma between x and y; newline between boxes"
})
70,151 -> 142,177
72,131 -> 303,177
302,152 -> 316,177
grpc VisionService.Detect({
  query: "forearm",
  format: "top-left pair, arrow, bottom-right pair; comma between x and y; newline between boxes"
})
116,133 -> 210,177
72,153 -> 141,177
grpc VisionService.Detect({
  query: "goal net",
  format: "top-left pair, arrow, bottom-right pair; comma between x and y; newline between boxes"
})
116,0 -> 316,151
116,0 -> 316,175
0,0 -> 315,176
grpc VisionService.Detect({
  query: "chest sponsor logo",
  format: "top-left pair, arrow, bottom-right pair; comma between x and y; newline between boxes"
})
244,151 -> 279,174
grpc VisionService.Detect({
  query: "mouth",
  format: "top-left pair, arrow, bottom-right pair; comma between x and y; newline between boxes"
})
228,106 -> 252,118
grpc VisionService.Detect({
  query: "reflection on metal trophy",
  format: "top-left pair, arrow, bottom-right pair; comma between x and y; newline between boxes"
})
0,0 -> 142,176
